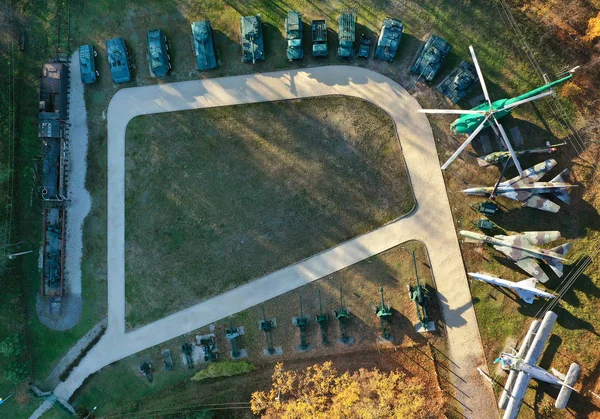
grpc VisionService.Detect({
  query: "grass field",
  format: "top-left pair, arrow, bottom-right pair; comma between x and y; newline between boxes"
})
74,241 -> 447,417
124,96 -> 413,328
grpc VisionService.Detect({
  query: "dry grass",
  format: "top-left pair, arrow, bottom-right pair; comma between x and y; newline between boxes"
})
124,96 -> 414,328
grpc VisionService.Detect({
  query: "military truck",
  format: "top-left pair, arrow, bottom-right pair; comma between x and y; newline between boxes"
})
374,18 -> 403,62
106,37 -> 131,84
356,34 -> 372,59
337,11 -> 356,59
240,15 -> 265,63
285,11 -> 303,60
191,20 -> 217,71
311,20 -> 327,57
436,60 -> 478,104
146,29 -> 171,78
78,45 -> 98,84
410,35 -> 451,82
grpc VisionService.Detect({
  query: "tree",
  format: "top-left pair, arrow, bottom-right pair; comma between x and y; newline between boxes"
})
0,333 -> 23,358
251,361 -> 440,419
584,12 -> 600,42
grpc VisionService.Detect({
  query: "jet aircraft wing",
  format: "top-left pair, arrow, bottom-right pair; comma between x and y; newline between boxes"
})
501,159 -> 557,187
515,289 -> 535,304
520,195 -> 561,213
521,231 -> 562,245
515,257 -> 550,283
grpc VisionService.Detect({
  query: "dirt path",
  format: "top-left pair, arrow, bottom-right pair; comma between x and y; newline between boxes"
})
48,66 -> 498,418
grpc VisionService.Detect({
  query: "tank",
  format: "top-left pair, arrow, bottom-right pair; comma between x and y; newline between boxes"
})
285,11 -> 303,60
106,37 -> 131,84
356,34 -> 372,59
311,20 -> 327,57
374,18 -> 403,62
240,15 -> 265,63
337,11 -> 355,58
191,20 -> 217,71
410,34 -> 451,82
437,60 -> 478,104
146,29 -> 171,78
78,45 -> 97,84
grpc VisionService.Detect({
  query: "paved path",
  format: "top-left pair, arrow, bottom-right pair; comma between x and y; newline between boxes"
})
52,66 -> 497,417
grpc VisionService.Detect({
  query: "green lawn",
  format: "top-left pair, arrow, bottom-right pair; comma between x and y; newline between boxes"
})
124,97 -> 413,328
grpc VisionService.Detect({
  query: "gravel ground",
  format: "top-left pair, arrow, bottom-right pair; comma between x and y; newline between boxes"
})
64,52 -> 91,297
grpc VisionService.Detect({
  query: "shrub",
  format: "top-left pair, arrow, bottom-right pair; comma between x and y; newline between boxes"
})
0,333 -> 23,358
191,361 -> 254,382
5,360 -> 31,383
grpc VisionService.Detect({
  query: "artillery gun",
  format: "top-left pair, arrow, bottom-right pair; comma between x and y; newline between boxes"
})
226,324 -> 241,358
374,18 -> 403,62
408,252 -> 435,332
376,287 -> 393,340
437,60 -> 478,104
293,296 -> 311,351
140,361 -> 153,383
162,349 -> 173,371
181,342 -> 194,369
315,290 -> 329,344
260,305 -> 282,355
334,286 -> 353,344
410,34 -> 451,83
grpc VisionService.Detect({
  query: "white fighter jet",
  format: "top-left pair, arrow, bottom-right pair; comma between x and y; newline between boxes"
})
468,272 -> 555,304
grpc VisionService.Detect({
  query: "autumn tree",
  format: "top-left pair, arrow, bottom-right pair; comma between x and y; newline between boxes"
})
251,361 -> 439,419
584,12 -> 600,42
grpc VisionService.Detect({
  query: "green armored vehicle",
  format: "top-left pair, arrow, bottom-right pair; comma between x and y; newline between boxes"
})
374,18 -> 403,62
106,37 -> 131,84
337,11 -> 356,59
285,11 -> 303,60
437,60 -> 478,103
146,29 -> 171,78
410,35 -> 451,82
78,45 -> 98,84
240,15 -> 265,63
356,34 -> 372,59
311,20 -> 327,57
191,20 -> 217,71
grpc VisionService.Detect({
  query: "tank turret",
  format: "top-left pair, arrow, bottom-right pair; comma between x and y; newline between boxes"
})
437,60 -> 478,103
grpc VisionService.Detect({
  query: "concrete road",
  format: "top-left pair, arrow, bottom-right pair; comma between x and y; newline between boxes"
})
52,66 -> 497,417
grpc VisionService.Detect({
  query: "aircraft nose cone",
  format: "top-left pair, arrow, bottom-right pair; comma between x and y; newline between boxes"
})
462,187 -> 482,194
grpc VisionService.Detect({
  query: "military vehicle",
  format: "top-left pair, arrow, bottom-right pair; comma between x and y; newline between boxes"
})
78,45 -> 98,84
191,20 -> 217,71
106,37 -> 131,84
374,18 -> 403,62
460,230 -> 572,283
356,34 -> 372,59
408,252 -> 433,331
260,305 -> 277,355
410,34 -> 450,83
419,45 -> 578,174
285,11 -> 303,60
337,11 -> 356,58
199,335 -> 218,362
334,286 -> 352,344
375,287 -> 392,340
437,60 -> 478,104
293,296 -> 310,350
240,15 -> 265,64
226,324 -> 242,358
311,20 -> 328,57
463,159 -> 575,213
146,29 -> 171,78
181,342 -> 194,369
472,201 -> 500,215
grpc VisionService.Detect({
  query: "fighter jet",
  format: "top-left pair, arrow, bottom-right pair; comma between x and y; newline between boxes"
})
494,311 -> 580,419
477,142 -> 566,167
467,272 -> 555,304
460,230 -> 571,283
462,159 -> 575,213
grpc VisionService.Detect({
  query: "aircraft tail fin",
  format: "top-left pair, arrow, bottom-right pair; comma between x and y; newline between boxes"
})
548,259 -> 565,277
550,242 -> 572,256
555,363 -> 581,409
551,169 -> 572,204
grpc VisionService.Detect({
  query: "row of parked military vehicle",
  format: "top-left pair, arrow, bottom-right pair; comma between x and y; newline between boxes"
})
79,12 -> 479,103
